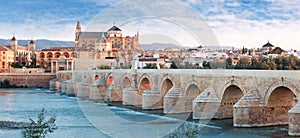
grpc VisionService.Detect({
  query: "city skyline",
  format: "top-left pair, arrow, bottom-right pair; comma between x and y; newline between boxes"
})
0,0 -> 299,49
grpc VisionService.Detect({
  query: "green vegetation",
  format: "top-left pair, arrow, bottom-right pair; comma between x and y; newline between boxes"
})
169,123 -> 200,138
225,55 -> 300,70
142,63 -> 157,69
97,65 -> 111,69
0,79 -> 17,88
11,63 -> 24,68
22,108 -> 57,138
271,47 -> 284,54
11,62 -> 41,68
170,61 -> 178,69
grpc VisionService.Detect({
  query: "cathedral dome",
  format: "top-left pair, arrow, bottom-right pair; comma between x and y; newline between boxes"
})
263,41 -> 274,47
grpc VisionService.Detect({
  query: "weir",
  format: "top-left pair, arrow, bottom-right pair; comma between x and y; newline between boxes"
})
50,69 -> 300,136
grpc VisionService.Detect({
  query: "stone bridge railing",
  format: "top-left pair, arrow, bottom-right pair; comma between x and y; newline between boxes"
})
50,69 -> 300,136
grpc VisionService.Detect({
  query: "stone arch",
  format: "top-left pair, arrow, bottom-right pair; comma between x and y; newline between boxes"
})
220,80 -> 246,99
265,86 -> 298,125
46,52 -> 53,58
66,76 -> 70,80
267,86 -> 297,107
138,76 -> 152,96
94,75 -> 99,81
122,75 -> 131,89
63,52 -> 70,58
160,78 -> 174,107
160,77 -> 174,97
107,76 -> 114,86
218,85 -> 244,119
106,73 -> 114,86
54,52 -> 61,58
184,83 -> 201,111
71,52 -> 76,58
264,80 -> 299,104
40,52 -> 45,58
82,73 -> 92,83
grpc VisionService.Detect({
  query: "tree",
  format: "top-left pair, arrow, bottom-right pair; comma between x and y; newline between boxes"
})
225,57 -> 233,69
143,63 -> 157,69
202,61 -> 211,69
22,108 -> 57,138
271,47 -> 284,54
11,63 -> 23,68
170,61 -> 178,69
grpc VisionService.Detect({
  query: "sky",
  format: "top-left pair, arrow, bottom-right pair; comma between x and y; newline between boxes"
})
0,0 -> 299,50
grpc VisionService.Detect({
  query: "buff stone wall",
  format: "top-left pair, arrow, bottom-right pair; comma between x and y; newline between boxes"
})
0,73 -> 56,88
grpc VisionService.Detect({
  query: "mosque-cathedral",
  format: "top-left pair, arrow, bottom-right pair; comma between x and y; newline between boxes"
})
0,21 -> 141,73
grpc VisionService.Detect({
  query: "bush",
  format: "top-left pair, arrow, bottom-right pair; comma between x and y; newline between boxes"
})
22,108 -> 57,138
169,123 -> 200,138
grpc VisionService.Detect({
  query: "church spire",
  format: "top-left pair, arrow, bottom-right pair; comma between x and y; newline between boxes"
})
11,33 -> 17,41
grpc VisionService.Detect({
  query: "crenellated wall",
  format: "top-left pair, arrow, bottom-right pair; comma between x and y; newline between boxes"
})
50,69 -> 300,136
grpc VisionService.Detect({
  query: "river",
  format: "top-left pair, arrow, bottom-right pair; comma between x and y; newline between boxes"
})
0,88 -> 293,138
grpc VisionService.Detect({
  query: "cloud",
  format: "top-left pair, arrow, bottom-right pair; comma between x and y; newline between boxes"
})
0,0 -> 299,50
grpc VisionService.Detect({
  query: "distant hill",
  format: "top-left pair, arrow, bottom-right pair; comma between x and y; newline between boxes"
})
140,43 -> 186,50
140,43 -> 236,51
0,38 -> 236,51
0,39 -> 74,50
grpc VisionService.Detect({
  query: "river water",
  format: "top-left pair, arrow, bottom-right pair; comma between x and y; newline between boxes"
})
0,88 -> 294,138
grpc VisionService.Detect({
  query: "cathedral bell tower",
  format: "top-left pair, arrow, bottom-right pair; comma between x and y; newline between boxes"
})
10,34 -> 18,62
75,20 -> 81,49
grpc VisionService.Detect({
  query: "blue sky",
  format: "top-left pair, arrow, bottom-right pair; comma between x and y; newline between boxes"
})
0,0 -> 299,49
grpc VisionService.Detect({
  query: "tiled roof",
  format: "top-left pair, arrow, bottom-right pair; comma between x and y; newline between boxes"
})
79,32 -> 107,38
0,46 -> 13,51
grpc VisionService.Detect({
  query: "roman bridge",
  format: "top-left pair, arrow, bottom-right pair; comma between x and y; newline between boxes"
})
50,69 -> 300,136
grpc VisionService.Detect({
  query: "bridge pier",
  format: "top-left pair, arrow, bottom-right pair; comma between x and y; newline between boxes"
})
77,83 -> 90,99
142,89 -> 161,109
193,86 -> 220,119
57,80 -> 63,92
289,103 -> 300,136
89,84 -> 102,101
122,87 -> 141,106
49,78 -> 59,91
105,86 -> 122,102
61,81 -> 67,93
164,86 -> 186,113
234,88 -> 293,127
66,81 -> 75,96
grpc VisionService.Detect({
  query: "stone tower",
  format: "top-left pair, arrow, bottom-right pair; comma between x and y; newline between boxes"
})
10,35 -> 18,62
75,20 -> 81,48
10,35 -> 17,51
28,39 -> 36,51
